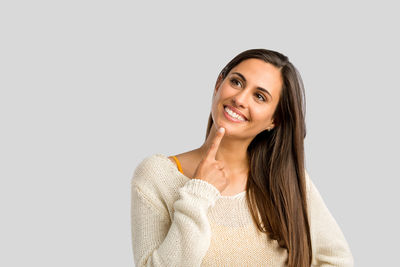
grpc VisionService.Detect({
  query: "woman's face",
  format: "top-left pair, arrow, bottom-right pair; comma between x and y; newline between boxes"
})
211,58 -> 283,139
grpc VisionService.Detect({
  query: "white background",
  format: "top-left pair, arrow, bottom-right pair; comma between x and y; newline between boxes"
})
1,1 -> 398,266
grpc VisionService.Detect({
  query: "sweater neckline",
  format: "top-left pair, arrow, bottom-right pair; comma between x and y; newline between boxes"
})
154,153 -> 247,199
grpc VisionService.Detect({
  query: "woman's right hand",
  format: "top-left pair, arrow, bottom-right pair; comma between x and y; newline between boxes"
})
192,127 -> 230,193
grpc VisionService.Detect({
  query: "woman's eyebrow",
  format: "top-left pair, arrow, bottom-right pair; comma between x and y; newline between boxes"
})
231,72 -> 272,100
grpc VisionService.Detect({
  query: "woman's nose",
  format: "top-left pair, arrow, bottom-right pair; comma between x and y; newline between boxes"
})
232,89 -> 250,108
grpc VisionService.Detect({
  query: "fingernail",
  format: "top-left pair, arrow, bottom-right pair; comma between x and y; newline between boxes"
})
219,127 -> 225,133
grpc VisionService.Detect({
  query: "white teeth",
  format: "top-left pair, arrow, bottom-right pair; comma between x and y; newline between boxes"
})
224,106 -> 246,121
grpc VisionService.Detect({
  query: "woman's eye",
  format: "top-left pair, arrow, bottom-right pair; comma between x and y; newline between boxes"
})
256,93 -> 266,102
230,78 -> 242,87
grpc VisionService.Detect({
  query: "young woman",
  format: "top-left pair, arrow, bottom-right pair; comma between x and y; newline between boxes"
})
131,49 -> 354,266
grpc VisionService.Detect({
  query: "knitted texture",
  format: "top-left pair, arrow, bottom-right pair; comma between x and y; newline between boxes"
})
131,153 -> 354,266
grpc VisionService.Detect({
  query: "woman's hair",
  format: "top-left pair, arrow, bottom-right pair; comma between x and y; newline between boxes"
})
205,48 -> 312,267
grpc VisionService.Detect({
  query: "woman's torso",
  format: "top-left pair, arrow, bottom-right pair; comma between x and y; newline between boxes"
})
166,153 -> 288,266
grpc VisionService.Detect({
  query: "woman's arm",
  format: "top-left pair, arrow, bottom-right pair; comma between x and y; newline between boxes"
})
131,178 -> 220,267
305,171 -> 354,267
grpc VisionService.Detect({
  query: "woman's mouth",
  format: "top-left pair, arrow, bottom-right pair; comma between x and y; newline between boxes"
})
223,105 -> 248,122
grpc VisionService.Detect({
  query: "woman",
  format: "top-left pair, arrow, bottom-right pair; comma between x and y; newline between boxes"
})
131,48 -> 354,266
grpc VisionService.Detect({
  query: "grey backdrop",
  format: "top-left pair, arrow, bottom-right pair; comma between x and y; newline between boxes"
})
1,1 -> 398,266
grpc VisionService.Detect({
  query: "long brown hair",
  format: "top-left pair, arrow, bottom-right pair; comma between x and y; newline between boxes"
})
206,49 -> 312,266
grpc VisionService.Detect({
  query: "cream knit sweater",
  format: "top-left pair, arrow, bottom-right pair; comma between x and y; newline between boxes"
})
131,153 -> 354,266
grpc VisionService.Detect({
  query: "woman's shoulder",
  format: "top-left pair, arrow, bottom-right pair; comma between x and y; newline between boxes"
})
133,153 -> 171,171
131,153 -> 185,194
132,153 -> 174,179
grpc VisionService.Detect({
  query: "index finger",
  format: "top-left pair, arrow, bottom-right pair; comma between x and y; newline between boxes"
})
206,127 -> 225,160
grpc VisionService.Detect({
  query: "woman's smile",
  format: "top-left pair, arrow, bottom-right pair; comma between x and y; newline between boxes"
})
223,105 -> 248,123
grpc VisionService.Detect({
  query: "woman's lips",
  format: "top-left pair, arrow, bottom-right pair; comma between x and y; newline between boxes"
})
225,105 -> 248,120
223,106 -> 248,123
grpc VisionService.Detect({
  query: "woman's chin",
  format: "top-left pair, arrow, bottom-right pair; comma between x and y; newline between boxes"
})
215,123 -> 238,136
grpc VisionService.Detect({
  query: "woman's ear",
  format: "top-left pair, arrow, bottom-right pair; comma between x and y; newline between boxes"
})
269,119 -> 275,130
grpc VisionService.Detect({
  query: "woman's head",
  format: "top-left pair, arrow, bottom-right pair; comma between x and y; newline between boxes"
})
207,48 -> 306,143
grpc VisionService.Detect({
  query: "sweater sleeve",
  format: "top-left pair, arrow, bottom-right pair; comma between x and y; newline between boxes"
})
131,178 -> 221,267
306,172 -> 354,267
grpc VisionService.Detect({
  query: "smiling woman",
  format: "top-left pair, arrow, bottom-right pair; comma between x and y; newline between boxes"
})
131,48 -> 354,267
